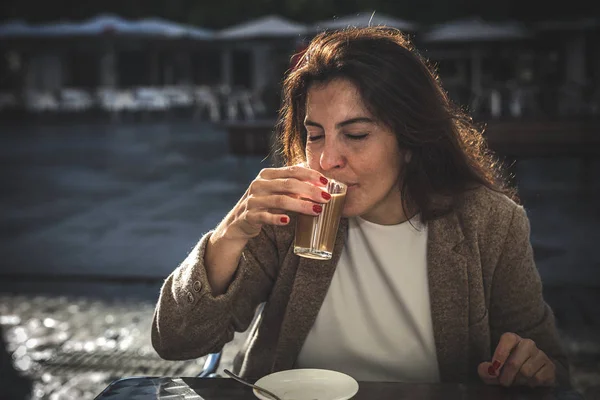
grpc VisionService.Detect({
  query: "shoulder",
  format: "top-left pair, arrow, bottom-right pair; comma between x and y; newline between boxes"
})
453,185 -> 529,242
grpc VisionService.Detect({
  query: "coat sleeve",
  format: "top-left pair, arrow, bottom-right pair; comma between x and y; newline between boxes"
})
489,205 -> 571,387
151,225 -> 280,360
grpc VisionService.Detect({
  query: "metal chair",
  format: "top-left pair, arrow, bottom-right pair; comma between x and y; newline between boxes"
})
196,303 -> 265,378
197,352 -> 222,378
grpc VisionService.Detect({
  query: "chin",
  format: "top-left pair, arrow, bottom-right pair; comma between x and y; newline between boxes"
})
341,202 -> 363,218
341,187 -> 367,218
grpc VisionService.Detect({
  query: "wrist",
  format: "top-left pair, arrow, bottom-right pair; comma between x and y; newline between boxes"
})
210,224 -> 248,251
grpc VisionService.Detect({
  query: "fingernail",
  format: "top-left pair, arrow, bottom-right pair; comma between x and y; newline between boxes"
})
488,365 -> 496,376
320,177 -> 328,185
313,204 -> 323,213
280,217 -> 288,224
492,360 -> 502,370
321,191 -> 331,200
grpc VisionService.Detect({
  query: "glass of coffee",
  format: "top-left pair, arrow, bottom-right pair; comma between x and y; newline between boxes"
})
294,179 -> 347,260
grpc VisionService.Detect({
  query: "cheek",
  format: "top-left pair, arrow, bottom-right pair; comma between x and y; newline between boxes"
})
341,186 -> 368,217
305,150 -> 320,170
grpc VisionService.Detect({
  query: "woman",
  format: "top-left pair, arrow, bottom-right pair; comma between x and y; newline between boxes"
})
152,27 -> 570,387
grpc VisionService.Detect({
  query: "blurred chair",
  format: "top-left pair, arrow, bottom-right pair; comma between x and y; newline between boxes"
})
24,91 -> 59,112
163,86 -> 194,108
196,303 -> 265,378
194,85 -> 221,122
223,86 -> 264,121
237,90 -> 255,120
197,352 -> 222,378
507,83 -> 540,118
97,89 -> 139,113
251,87 -> 267,117
59,88 -> 94,112
216,85 -> 241,121
135,87 -> 170,112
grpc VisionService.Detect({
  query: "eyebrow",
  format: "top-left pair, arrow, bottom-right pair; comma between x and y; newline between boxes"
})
304,117 -> 375,130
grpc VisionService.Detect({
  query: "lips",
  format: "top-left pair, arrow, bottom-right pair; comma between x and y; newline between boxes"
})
334,180 -> 356,187
329,179 -> 357,189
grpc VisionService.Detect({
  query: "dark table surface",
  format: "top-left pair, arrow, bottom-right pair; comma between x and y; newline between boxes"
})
94,376 -> 585,400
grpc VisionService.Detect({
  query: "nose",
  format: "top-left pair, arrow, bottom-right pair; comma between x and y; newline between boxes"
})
319,139 -> 346,172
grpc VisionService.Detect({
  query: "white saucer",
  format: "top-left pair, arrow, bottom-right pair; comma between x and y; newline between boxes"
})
253,369 -> 359,400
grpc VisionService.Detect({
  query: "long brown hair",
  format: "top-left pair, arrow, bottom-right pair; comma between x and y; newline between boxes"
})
276,27 -> 516,222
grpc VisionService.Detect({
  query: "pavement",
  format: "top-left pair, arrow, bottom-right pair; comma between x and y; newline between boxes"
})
0,119 -> 599,399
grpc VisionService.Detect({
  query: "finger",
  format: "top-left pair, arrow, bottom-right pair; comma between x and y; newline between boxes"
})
531,362 -> 556,387
477,362 -> 499,385
258,165 -> 329,187
244,209 -> 291,227
271,178 -> 332,203
490,332 -> 522,376
498,338 -> 537,387
250,177 -> 332,204
248,194 -> 323,216
516,350 -> 547,386
268,208 -> 287,215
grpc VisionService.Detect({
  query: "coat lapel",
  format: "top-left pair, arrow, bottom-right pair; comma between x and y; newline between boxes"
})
427,211 -> 469,382
272,218 -> 349,371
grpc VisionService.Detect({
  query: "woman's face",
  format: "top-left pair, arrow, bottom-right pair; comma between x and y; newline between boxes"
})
304,78 -> 408,225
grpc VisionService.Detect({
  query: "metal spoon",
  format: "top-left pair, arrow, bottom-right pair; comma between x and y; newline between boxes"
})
223,369 -> 284,400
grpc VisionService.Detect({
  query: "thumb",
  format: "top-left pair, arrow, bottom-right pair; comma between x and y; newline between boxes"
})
478,362 -> 500,385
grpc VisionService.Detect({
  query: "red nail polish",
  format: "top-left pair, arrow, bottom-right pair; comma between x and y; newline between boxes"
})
320,177 -> 328,185
313,204 -> 323,213
492,360 -> 501,370
280,217 -> 288,224
488,366 -> 496,376
321,192 -> 331,200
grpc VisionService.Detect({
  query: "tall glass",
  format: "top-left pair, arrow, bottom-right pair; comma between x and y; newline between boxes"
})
294,179 -> 347,260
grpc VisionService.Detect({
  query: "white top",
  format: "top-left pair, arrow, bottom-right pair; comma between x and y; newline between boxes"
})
296,216 -> 440,382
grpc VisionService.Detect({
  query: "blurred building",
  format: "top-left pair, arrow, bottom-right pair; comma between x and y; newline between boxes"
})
0,14 -> 599,122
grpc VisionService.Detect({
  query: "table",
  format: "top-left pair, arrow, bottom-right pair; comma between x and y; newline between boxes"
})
94,376 -> 585,400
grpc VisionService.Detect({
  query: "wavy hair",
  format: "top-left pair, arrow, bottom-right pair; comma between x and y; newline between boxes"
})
275,27 -> 516,221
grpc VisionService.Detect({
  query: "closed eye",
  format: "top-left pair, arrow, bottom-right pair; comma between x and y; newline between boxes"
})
307,135 -> 324,142
346,134 -> 368,140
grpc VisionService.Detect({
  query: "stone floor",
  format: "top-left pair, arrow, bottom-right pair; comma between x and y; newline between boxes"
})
0,292 -> 245,400
1,285 -> 599,400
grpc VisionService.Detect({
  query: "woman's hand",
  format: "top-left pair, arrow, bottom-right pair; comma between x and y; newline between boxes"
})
223,165 -> 330,241
478,332 -> 556,387
205,165 -> 330,295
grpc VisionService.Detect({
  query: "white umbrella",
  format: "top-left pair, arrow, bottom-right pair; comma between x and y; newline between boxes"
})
32,15 -> 131,36
0,20 -> 36,37
217,15 -> 308,40
0,14 -> 213,39
313,11 -> 418,32
423,17 -> 530,43
129,18 -> 213,39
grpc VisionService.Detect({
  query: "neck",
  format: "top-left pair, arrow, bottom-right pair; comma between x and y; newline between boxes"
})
360,200 -> 417,225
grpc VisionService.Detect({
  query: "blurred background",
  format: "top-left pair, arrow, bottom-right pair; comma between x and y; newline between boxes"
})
0,0 -> 599,399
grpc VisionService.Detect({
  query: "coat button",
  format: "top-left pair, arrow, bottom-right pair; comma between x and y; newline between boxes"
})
187,292 -> 194,303
193,280 -> 202,292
